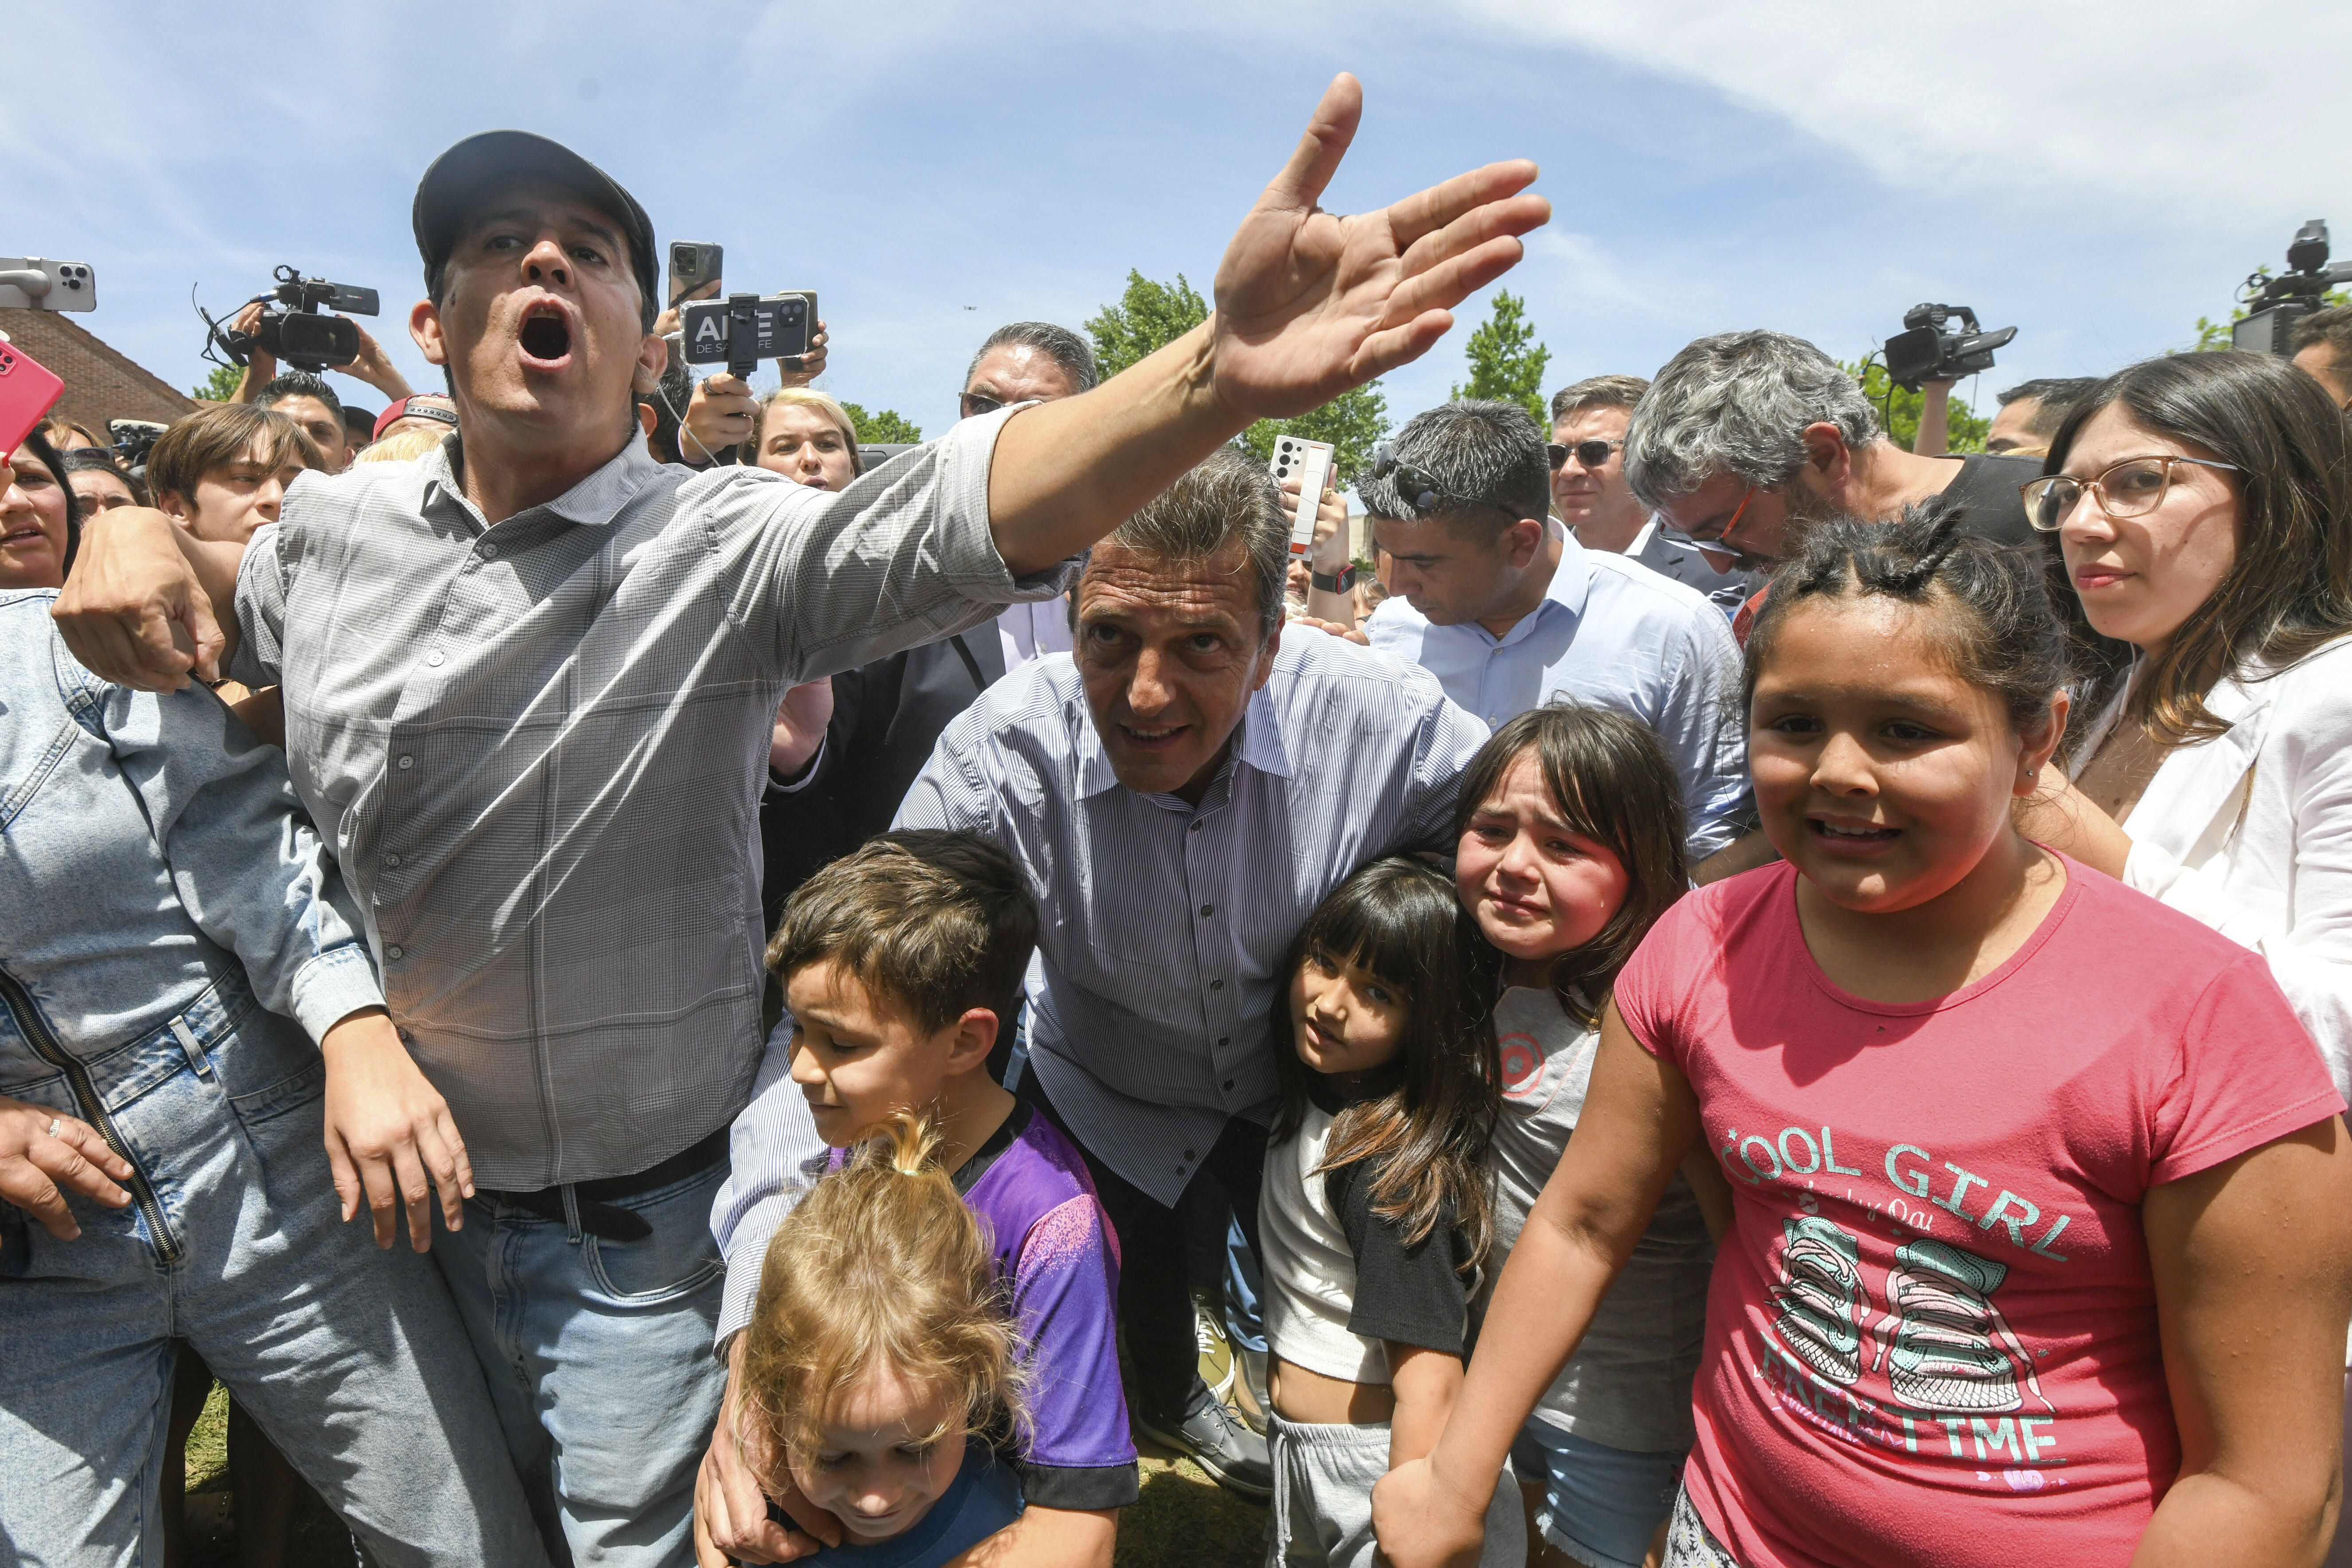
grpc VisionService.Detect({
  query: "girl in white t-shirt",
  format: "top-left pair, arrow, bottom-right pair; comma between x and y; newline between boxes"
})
1453,703 -> 1725,1568
1258,857 -> 1523,1568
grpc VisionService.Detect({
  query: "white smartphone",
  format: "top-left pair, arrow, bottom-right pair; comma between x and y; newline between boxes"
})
1269,435 -> 1335,557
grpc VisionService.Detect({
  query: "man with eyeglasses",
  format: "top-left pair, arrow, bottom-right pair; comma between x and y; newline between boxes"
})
1623,329 -> 2038,573
1359,400 -> 1751,862
1550,373 -> 1750,609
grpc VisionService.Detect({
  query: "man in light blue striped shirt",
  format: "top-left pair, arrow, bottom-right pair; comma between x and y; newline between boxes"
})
1361,401 -> 1752,864
899,450 -> 1487,1492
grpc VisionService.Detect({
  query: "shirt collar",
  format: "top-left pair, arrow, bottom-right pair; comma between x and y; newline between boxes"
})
420,431 -> 664,531
1074,677 -> 1296,802
1541,519 -> 1593,618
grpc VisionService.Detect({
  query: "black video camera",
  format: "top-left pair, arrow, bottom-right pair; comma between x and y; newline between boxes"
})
2231,220 -> 2352,356
204,265 -> 380,373
1883,304 -> 2017,392
679,291 -> 814,379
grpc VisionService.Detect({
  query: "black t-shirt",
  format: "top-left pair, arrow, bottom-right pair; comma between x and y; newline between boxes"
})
1928,452 -> 2041,549
1315,1084 -> 1475,1358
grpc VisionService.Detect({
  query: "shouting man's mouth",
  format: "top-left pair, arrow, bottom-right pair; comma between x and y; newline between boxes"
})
517,302 -> 574,368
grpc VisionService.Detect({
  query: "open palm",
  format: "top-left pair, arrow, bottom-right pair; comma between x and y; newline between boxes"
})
1211,74 -> 1549,419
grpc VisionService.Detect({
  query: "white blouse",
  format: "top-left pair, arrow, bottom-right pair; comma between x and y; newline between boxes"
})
2070,638 -> 2352,1100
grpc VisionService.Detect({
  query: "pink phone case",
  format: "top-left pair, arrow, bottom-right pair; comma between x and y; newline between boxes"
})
0,339 -> 67,458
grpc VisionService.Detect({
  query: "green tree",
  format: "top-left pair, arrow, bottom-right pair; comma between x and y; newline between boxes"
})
1086,268 -> 1390,483
1450,289 -> 1550,425
841,403 -> 921,443
1841,359 -> 1990,454
192,363 -> 242,402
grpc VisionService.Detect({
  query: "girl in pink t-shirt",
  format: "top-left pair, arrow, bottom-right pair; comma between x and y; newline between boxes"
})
1375,509 -> 2352,1568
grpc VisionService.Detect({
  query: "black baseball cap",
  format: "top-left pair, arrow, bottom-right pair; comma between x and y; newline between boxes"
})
412,131 -> 659,326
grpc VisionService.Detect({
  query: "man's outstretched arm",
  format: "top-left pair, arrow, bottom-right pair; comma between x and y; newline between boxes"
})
985,73 -> 1546,575
54,509 -> 247,691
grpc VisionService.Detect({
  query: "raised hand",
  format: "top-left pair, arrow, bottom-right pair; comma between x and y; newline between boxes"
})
1211,74 -> 1548,420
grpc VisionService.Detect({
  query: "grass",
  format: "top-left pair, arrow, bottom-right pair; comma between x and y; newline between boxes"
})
176,1381 -> 1268,1566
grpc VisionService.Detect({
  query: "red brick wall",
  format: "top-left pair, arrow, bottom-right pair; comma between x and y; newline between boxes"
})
2,311 -> 197,434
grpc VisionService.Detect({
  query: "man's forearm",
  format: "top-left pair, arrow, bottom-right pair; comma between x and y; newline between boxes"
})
985,323 -> 1242,576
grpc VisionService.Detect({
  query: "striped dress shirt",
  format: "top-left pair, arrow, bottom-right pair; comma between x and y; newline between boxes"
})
228,412 -> 1069,1188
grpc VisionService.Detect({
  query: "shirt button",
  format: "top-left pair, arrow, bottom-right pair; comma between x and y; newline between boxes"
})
1199,904 -> 1213,917
1217,1036 -> 1229,1047
1183,1149 -> 1196,1161
385,853 -> 402,868
1189,820 -> 1203,833
1209,979 -> 1223,992
397,755 -> 414,770
386,945 -> 404,960
1222,1078 -> 1235,1091
426,651 -> 445,668
479,542 -> 499,560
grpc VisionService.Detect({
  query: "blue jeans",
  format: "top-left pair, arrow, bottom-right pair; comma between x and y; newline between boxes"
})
0,977 -> 545,1568
1511,1421 -> 1686,1568
431,1156 -> 732,1568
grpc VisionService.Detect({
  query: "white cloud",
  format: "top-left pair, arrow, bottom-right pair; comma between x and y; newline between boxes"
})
1457,0 -> 2352,223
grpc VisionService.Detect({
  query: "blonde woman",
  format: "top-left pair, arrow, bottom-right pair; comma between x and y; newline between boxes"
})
750,388 -> 863,491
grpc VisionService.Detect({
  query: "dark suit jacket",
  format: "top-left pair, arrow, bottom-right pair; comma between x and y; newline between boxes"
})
757,629 -> 1006,926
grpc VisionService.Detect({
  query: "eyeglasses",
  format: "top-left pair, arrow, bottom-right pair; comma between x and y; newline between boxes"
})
959,390 -> 1007,420
1369,441 -> 1530,526
1681,486 -> 1757,545
2019,454 -> 2240,533
1548,438 -> 1622,471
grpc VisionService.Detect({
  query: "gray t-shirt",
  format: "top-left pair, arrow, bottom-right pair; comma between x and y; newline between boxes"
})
1486,986 -> 1714,1452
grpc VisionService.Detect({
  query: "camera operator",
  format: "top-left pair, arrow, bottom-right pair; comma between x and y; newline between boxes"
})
1625,329 -> 2039,572
239,372 -> 349,475
1987,376 -> 2099,457
61,447 -> 147,515
227,299 -> 416,441
55,105 -> 1546,1568
2292,305 -> 2352,408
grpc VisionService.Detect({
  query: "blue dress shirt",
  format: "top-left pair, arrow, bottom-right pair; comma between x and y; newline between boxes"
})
1364,526 -> 1751,858
894,633 -> 1488,1204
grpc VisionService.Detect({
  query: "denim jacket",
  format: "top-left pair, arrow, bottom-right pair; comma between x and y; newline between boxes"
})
0,591 -> 381,1066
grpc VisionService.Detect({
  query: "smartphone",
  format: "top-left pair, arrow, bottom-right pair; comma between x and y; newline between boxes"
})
0,339 -> 67,458
1269,435 -> 1336,557
668,241 -> 723,307
680,292 -> 812,375
0,257 -> 97,313
779,290 -> 818,369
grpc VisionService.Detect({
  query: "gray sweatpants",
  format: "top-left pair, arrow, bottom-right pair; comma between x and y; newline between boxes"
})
1266,1415 -> 1525,1568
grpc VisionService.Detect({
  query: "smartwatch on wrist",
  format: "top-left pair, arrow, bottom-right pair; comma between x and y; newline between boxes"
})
1310,563 -> 1359,595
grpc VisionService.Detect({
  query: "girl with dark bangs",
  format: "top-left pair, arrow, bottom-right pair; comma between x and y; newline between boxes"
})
1256,856 -> 1523,1567
1450,704 -> 1721,1568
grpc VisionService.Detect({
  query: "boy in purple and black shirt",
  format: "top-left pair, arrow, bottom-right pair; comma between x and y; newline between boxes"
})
703,831 -> 1133,1568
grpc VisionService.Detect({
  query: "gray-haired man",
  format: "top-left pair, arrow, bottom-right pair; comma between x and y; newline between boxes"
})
1625,329 -> 2039,570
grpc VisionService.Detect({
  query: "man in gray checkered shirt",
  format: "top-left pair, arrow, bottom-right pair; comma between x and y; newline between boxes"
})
58,81 -> 1547,1568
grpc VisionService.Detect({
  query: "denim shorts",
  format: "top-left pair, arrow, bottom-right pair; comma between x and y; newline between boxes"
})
1510,1419 -> 1686,1568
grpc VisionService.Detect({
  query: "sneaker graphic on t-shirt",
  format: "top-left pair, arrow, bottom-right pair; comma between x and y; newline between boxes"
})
1869,1239 -> 2053,1416
1768,1217 -> 1868,1386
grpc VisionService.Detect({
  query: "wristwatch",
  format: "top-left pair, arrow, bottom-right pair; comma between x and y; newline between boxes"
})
1310,563 -> 1359,595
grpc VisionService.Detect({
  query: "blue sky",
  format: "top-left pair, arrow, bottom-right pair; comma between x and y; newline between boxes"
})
7,1 -> 2347,436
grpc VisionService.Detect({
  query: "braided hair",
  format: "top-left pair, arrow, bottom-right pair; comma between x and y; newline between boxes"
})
1743,502 -> 2069,733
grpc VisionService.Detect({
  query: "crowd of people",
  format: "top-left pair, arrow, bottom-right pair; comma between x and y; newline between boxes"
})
5,72 -> 2352,1568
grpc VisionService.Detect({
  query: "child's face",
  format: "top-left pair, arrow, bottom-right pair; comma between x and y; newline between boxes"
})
165,439 -> 310,544
1290,950 -> 1408,1080
787,1365 -> 967,1544
1455,753 -> 1631,968
785,959 -> 956,1148
1748,596 -> 2059,913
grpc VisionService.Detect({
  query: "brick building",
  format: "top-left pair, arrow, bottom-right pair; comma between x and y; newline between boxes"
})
1,310 -> 196,435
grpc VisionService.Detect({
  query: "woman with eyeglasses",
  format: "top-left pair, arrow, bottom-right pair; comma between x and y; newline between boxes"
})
2026,352 -> 2352,1106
